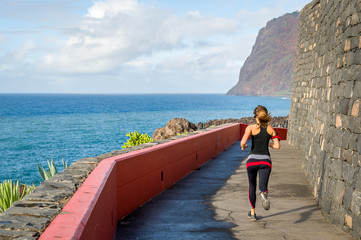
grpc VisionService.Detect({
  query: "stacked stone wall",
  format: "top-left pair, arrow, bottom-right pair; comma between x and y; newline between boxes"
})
288,0 -> 361,238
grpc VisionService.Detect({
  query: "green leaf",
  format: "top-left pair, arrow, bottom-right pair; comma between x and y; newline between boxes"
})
37,164 -> 46,181
37,158 -> 68,182
48,158 -> 58,176
43,168 -> 52,180
62,158 -> 68,170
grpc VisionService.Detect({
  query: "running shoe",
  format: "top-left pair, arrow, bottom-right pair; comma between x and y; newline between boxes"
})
260,192 -> 270,210
248,211 -> 257,221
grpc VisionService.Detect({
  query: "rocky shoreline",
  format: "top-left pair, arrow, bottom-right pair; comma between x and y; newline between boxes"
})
196,116 -> 288,129
152,116 -> 288,140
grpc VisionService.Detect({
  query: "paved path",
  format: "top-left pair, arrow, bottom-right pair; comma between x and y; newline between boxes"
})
212,141 -> 354,240
115,140 -> 248,239
115,141 -> 354,240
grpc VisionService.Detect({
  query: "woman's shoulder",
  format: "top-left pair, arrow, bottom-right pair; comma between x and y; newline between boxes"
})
246,124 -> 259,134
266,125 -> 275,135
247,124 -> 258,129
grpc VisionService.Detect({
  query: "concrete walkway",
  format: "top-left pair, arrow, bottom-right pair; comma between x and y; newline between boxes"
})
212,142 -> 354,240
115,141 -> 355,240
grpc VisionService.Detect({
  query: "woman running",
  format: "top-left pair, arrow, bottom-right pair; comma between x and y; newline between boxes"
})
240,105 -> 280,221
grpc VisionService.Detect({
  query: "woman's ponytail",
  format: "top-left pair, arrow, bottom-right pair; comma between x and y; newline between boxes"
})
253,105 -> 271,126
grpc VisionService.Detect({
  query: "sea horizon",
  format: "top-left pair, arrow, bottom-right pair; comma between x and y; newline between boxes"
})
0,92 -> 291,96
0,94 -> 291,184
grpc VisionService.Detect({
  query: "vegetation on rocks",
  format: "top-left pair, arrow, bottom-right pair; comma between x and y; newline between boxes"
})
0,158 -> 67,214
37,158 -> 68,181
0,180 -> 35,213
122,131 -> 154,149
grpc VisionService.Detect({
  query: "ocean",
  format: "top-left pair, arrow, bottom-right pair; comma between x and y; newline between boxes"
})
0,94 -> 290,184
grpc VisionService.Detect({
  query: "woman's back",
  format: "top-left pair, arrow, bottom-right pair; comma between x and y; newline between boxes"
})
250,125 -> 272,156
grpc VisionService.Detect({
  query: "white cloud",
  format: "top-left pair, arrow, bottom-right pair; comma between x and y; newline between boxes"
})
187,10 -> 202,18
14,40 -> 37,62
0,40 -> 36,74
41,0 -> 240,78
238,8 -> 276,29
86,0 -> 138,18
0,0 -> 308,93
0,64 -> 11,72
236,0 -> 305,30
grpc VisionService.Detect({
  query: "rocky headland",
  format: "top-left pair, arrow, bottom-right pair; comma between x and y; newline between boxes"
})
227,12 -> 299,96
152,116 -> 288,140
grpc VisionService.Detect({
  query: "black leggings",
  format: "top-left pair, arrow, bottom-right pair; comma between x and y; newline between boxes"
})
247,164 -> 271,209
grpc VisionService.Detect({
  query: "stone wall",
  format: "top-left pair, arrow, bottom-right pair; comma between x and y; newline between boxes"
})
0,125 -> 226,239
288,0 -> 361,238
0,144 -> 158,239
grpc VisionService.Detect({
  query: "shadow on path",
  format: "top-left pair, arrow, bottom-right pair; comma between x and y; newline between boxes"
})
115,141 -> 247,240
257,204 -> 319,223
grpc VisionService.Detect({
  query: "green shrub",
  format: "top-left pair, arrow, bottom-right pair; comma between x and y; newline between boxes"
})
37,158 -> 68,181
177,131 -> 188,136
0,180 -> 35,213
122,131 -> 154,149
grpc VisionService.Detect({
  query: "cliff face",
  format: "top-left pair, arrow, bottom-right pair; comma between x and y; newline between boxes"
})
227,12 -> 299,96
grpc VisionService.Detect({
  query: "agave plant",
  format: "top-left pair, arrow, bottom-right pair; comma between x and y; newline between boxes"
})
62,158 -> 68,170
37,158 -> 68,181
0,180 -> 35,213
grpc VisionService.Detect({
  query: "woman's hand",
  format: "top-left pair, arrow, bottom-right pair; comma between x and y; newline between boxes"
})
241,125 -> 252,151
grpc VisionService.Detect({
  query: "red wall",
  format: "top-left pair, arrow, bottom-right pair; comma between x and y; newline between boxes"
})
275,127 -> 287,141
39,124 -> 286,240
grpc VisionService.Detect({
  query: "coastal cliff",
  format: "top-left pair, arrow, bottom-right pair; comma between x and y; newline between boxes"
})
227,12 -> 299,96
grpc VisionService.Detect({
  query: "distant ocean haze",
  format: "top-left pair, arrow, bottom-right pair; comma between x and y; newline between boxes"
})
0,94 -> 291,184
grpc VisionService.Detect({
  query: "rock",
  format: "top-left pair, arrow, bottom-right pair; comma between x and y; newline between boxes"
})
153,116 -> 289,141
152,118 -> 198,140
196,122 -> 204,129
197,116 -> 288,129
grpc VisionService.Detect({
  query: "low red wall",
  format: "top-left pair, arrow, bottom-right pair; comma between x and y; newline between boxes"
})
39,123 -> 287,240
275,127 -> 287,141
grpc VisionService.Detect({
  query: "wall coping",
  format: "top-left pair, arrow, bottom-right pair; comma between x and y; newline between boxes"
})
0,123 -> 242,239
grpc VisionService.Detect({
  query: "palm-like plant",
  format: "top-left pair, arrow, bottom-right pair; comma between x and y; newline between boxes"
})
0,180 -> 35,213
37,158 -> 68,181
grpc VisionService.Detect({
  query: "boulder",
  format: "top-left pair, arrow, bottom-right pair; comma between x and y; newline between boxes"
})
152,118 -> 197,140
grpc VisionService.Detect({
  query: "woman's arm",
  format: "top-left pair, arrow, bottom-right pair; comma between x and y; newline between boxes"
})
269,138 -> 280,149
268,126 -> 280,149
241,125 -> 252,150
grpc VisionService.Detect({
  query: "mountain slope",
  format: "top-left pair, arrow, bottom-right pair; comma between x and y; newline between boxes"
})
227,12 -> 299,96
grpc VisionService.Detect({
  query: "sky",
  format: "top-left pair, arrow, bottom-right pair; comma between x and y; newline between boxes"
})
0,0 -> 311,94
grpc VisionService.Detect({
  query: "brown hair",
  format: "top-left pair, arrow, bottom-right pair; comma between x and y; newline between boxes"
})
253,105 -> 271,127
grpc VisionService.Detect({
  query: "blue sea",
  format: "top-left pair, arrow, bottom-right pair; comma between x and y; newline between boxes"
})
0,94 -> 290,184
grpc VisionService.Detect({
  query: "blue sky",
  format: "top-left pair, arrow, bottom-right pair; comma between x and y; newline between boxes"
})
0,0 -> 310,93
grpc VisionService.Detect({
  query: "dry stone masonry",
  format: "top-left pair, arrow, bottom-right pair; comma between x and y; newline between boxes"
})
288,0 -> 361,238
